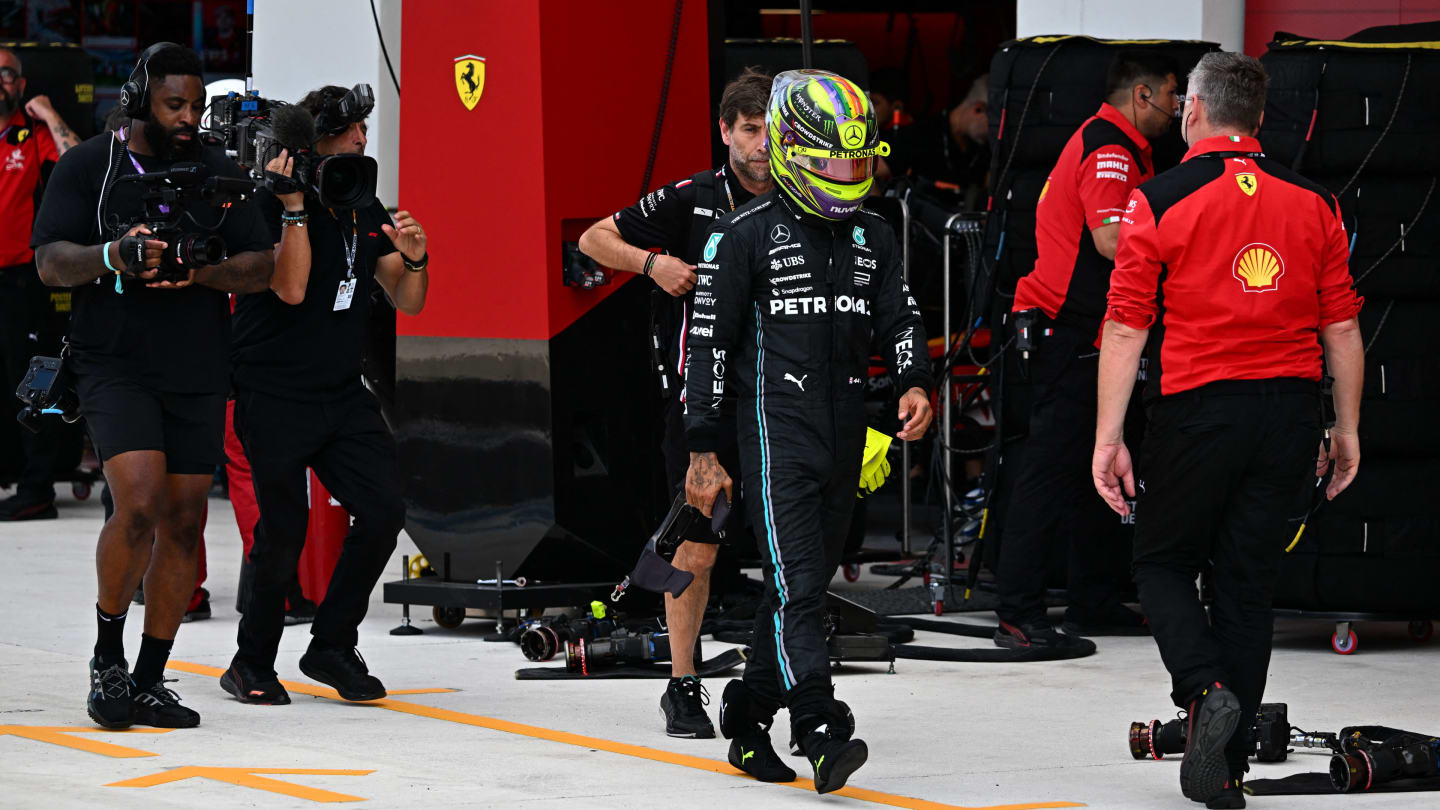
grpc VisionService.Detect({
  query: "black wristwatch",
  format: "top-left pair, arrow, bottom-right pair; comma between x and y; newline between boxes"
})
402,251 -> 429,272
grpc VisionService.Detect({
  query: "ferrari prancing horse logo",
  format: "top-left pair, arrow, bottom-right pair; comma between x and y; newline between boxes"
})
1235,173 -> 1257,196
455,55 -> 485,110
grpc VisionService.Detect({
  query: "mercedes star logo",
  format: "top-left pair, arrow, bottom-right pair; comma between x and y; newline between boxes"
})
843,124 -> 863,147
770,224 -> 791,244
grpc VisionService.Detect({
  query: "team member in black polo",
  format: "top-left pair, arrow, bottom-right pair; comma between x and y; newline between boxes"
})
1096,52 -> 1363,808
578,68 -> 772,742
995,51 -> 1179,650
30,43 -> 273,729
221,84 -> 431,706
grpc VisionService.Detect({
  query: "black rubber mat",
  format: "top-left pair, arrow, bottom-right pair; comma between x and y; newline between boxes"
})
514,647 -> 746,680
840,584 -> 1065,616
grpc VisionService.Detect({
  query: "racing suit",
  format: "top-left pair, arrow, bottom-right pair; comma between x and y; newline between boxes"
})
684,190 -> 929,723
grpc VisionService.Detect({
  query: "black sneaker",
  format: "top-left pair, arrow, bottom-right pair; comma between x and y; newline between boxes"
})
220,657 -> 291,705
1062,605 -> 1150,637
299,644 -> 386,701
800,725 -> 868,794
181,588 -> 211,623
1180,683 -> 1242,803
284,596 -> 318,626
0,491 -> 57,521
1206,774 -> 1246,809
87,656 -> 135,729
660,676 -> 715,738
729,734 -> 796,782
993,620 -> 1093,651
131,679 -> 201,728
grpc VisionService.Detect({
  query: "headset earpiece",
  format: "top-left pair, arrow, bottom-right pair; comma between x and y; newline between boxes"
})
118,42 -> 181,121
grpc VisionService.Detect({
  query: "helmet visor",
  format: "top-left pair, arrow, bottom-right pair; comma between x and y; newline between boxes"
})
787,142 -> 890,182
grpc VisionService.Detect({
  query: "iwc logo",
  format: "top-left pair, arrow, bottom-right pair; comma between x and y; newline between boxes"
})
1232,243 -> 1284,293
454,55 -> 486,110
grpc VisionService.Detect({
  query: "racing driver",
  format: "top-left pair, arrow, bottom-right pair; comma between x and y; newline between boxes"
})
683,69 -> 932,794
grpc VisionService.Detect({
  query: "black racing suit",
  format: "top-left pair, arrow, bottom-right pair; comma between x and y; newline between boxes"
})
684,190 -> 928,726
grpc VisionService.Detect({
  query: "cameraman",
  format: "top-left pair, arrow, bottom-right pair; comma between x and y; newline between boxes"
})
30,43 -> 273,729
221,85 -> 429,706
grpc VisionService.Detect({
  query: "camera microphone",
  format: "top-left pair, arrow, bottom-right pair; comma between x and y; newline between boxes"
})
271,104 -> 318,153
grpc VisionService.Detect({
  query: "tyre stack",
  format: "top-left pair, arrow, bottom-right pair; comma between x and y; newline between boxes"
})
1259,22 -> 1440,615
979,36 -> 1217,554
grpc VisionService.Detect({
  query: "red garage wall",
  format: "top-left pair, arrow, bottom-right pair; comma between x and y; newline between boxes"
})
398,1 -> 710,341
1244,0 -> 1440,56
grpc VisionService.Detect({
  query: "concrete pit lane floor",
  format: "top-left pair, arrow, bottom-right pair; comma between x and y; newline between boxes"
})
2,487 -> 1436,809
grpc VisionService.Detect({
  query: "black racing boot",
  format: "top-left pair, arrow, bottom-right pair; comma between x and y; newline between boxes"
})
719,680 -> 794,782
1180,683 -> 1242,803
796,716 -> 868,795
660,676 -> 715,738
1206,772 -> 1246,809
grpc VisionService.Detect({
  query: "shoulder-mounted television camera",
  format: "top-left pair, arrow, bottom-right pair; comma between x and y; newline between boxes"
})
206,84 -> 377,210
113,162 -> 256,282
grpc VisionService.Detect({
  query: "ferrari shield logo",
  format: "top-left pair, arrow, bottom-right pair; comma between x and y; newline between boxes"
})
455,55 -> 485,110
1235,173 -> 1257,196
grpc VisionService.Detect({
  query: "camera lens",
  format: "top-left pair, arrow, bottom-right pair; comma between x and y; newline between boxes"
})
171,233 -> 225,268
1330,752 -> 1369,792
518,625 -> 561,662
315,154 -> 377,210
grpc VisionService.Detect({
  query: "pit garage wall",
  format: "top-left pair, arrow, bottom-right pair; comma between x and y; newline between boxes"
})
393,1 -> 711,579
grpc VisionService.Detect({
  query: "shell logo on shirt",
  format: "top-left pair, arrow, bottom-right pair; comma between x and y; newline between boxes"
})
1233,243 -> 1285,293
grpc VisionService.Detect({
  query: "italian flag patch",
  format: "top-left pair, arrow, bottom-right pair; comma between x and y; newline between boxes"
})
1101,215 -> 1121,225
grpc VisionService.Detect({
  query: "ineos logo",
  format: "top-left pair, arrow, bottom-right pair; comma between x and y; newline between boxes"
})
770,224 -> 791,244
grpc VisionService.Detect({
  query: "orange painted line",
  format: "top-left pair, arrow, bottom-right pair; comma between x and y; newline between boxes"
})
108,766 -> 372,802
0,725 -> 172,758
168,660 -> 1083,810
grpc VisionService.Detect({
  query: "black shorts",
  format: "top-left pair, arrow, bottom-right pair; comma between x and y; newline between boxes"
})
77,374 -> 226,475
662,392 -> 743,543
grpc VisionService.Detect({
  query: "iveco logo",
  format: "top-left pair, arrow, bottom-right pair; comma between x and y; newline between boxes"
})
770,224 -> 791,244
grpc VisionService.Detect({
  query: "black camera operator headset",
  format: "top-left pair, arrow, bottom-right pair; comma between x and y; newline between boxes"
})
96,42 -> 183,291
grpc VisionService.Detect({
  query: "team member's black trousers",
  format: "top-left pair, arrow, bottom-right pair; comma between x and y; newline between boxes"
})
234,385 -> 405,668
0,265 -> 75,497
997,324 -> 1127,626
739,397 -> 865,729
1132,381 -> 1318,772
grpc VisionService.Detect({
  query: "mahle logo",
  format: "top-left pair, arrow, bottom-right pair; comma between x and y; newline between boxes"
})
704,232 -> 724,262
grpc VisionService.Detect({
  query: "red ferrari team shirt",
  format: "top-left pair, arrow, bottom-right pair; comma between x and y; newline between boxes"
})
1107,135 -> 1363,398
1013,103 -> 1153,330
0,110 -> 59,267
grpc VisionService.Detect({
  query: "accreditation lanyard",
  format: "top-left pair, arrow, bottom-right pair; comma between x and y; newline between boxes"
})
328,208 -> 359,311
119,129 -> 171,215
721,175 -> 736,213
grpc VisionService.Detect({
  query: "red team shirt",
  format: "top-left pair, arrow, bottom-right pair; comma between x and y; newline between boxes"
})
1013,103 -> 1154,329
1107,135 -> 1363,397
0,109 -> 59,267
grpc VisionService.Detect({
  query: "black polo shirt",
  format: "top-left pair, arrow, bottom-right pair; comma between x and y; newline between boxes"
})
230,191 -> 396,400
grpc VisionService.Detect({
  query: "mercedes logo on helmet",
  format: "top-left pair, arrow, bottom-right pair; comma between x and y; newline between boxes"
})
770,224 -> 791,244
842,122 -> 864,147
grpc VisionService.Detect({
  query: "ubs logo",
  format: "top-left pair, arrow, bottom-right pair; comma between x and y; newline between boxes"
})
770,224 -> 791,244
